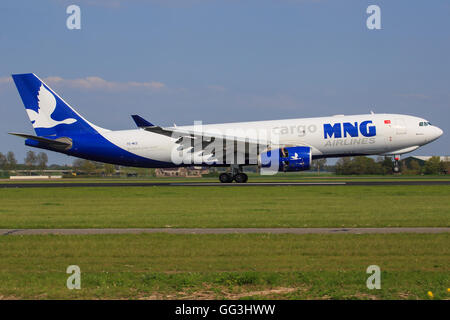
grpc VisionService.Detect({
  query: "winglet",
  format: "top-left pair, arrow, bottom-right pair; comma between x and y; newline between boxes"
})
131,115 -> 154,128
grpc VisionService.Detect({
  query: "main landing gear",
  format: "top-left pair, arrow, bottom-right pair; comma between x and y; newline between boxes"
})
219,165 -> 248,183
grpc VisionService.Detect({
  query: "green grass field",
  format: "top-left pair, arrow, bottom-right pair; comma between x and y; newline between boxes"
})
0,185 -> 448,228
0,182 -> 448,299
0,233 -> 448,299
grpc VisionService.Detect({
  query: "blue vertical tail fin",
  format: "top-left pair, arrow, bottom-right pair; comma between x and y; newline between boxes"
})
12,73 -> 106,137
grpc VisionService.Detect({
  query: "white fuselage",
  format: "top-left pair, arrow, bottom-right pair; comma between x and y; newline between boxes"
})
100,113 -> 443,165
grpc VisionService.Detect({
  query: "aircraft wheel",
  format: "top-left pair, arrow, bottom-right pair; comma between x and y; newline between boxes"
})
219,173 -> 233,183
234,173 -> 248,183
393,159 -> 400,173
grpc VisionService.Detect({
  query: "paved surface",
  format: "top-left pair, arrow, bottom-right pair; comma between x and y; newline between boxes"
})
1,227 -> 449,235
1,180 -> 450,188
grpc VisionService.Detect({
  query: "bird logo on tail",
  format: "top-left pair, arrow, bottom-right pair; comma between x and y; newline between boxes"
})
26,84 -> 77,129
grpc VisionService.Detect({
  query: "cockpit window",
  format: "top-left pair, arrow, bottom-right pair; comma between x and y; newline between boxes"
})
419,122 -> 432,127
419,122 -> 424,126
427,122 -> 432,125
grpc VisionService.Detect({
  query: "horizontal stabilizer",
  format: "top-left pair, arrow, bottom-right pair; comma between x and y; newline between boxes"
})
131,115 -> 154,128
9,132 -> 72,149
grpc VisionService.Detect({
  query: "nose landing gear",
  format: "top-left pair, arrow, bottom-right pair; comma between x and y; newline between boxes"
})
393,155 -> 401,173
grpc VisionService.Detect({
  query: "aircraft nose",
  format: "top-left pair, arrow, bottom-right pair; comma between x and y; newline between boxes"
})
431,126 -> 443,141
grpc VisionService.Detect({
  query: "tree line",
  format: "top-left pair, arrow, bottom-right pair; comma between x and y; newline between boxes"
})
334,156 -> 448,175
0,151 -> 48,170
0,151 -> 18,170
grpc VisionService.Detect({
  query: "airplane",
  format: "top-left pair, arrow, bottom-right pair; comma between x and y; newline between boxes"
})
10,73 -> 443,183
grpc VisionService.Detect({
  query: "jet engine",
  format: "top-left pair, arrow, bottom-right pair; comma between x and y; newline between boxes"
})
259,146 -> 311,172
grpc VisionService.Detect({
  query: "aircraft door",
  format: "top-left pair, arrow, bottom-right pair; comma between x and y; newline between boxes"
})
383,119 -> 395,151
395,118 -> 407,135
384,118 -> 407,151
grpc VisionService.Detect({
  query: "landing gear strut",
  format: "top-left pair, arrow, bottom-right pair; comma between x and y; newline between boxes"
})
219,165 -> 248,183
393,155 -> 401,173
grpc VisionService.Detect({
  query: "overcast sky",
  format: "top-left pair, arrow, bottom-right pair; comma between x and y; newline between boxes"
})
0,0 -> 449,165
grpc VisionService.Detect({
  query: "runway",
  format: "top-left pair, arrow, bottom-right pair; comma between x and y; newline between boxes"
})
1,227 -> 449,235
1,180 -> 450,188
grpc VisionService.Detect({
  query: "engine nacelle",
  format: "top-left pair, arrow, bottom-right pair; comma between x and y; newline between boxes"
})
259,146 -> 311,172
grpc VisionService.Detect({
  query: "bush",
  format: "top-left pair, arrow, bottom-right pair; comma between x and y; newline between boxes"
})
423,156 -> 442,175
335,156 -> 384,175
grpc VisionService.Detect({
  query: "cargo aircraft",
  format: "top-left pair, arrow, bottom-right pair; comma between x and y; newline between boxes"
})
10,73 -> 443,183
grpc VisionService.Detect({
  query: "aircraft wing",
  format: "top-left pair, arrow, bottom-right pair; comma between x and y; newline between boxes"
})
144,125 -> 270,145
146,124 -> 274,158
134,115 -> 278,162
